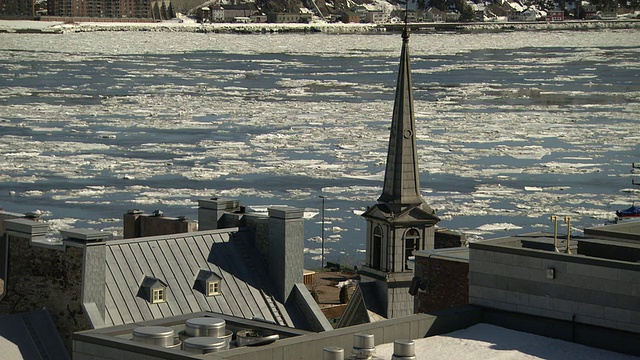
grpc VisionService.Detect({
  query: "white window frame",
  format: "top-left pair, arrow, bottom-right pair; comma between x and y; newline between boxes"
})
207,281 -> 220,296
152,288 -> 165,303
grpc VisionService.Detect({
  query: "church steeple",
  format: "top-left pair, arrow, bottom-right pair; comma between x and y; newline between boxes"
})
356,26 -> 441,321
377,28 -> 425,208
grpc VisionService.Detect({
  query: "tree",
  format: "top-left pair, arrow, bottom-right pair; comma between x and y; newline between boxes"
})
339,285 -> 349,304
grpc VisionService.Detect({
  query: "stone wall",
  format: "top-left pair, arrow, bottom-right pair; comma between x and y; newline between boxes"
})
415,255 -> 468,313
0,237 -> 90,351
469,241 -> 640,334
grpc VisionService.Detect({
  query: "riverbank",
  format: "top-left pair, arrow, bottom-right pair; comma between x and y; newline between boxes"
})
1,18 -> 639,34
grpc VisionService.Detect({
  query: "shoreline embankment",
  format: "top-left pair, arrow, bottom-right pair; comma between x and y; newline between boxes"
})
1,18 -> 639,34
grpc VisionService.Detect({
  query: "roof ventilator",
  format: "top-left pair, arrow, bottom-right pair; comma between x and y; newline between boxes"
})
132,326 -> 181,349
391,340 -> 415,359
351,333 -> 377,359
235,329 -> 279,347
180,317 -> 232,353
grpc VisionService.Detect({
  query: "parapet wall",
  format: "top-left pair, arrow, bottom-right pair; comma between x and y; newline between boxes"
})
469,240 -> 640,335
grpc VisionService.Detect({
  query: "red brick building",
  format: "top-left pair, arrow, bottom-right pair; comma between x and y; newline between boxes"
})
413,247 -> 469,313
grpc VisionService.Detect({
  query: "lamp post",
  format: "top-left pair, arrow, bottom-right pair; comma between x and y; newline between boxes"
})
319,195 -> 326,271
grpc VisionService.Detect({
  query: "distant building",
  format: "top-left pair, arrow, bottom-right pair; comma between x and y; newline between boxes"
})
267,11 -> 312,23
250,11 -> 267,23
221,3 -> 254,22
424,7 -> 445,22
364,10 -> 388,24
508,8 -> 537,21
43,0 -> 174,20
546,9 -> 564,21
0,0 -> 34,18
341,10 -> 360,23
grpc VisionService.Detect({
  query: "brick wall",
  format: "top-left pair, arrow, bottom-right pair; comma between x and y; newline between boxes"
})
415,256 -> 469,313
469,242 -> 640,333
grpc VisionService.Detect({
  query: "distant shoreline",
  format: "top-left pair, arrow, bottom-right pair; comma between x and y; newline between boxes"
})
1,18 -> 639,34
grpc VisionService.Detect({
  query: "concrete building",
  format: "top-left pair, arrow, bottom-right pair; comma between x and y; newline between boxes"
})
407,220 -> 640,356
0,200 -> 330,351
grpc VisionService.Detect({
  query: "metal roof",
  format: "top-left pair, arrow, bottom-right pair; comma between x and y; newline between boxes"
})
0,308 -> 69,360
101,228 -> 292,328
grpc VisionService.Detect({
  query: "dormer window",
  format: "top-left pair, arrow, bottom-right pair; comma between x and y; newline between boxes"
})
195,269 -> 222,297
138,276 -> 168,304
207,281 -> 220,296
152,288 -> 165,303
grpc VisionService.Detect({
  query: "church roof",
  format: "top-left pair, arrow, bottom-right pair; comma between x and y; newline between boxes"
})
377,28 -> 434,216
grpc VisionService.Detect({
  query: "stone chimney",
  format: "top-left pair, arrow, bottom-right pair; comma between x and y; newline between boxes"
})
268,206 -> 304,303
60,229 -> 109,328
198,198 -> 241,230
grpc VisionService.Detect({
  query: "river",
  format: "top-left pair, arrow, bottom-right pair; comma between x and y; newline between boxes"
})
0,29 -> 639,267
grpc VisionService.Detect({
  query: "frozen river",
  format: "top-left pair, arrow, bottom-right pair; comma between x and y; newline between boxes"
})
1,30 -> 639,267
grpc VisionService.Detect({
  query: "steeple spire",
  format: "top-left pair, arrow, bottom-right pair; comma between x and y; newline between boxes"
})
377,28 -> 425,207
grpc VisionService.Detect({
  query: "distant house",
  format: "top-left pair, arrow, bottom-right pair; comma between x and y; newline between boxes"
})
583,5 -> 598,19
364,10 -> 388,23
508,8 -> 537,21
350,5 -> 368,18
250,11 -> 267,23
222,3 -> 254,22
267,11 -> 312,23
196,4 -> 224,23
424,7 -> 446,22
546,9 -> 564,21
342,10 -> 360,23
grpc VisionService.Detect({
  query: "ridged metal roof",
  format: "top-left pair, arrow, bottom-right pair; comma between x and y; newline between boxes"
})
102,228 -> 292,327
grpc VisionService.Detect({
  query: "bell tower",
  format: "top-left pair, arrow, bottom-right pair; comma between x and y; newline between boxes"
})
359,27 -> 440,319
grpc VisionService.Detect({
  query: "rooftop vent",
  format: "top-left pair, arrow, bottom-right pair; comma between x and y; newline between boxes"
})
179,317 -> 232,350
391,340 -> 415,359
323,346 -> 344,360
186,317 -> 225,337
183,337 -> 227,354
236,329 -> 279,347
132,326 -> 180,349
352,333 -> 375,359
152,209 -> 164,217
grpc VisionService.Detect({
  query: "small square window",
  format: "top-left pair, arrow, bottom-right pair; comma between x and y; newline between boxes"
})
152,288 -> 165,303
207,281 -> 220,296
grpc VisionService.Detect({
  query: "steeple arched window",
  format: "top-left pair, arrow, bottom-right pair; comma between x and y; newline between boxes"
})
372,225 -> 382,270
404,229 -> 420,270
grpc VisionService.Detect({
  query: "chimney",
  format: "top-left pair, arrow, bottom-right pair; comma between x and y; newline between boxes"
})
198,198 -> 240,230
123,209 -> 144,239
3,218 -> 49,242
268,206 -> 304,303
60,229 -> 109,327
